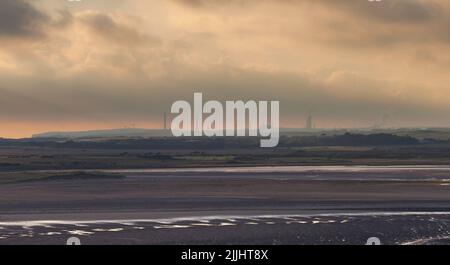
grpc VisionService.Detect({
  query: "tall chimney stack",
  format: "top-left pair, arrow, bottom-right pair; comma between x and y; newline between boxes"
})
164,112 -> 167,130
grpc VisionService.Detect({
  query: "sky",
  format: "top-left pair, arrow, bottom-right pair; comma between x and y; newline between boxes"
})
1,0 -> 450,138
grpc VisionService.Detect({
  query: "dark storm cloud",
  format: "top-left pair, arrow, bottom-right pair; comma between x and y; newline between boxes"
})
309,0 -> 440,24
0,0 -> 49,38
0,66 -> 443,127
172,0 -> 449,48
173,0 -> 440,24
80,12 -> 160,46
314,0 -> 448,47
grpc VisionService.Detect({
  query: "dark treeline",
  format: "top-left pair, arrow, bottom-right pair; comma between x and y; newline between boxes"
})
0,133 -> 420,150
278,133 -> 419,147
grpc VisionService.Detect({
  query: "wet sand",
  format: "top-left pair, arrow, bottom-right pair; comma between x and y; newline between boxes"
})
1,213 -> 450,245
0,166 -> 449,244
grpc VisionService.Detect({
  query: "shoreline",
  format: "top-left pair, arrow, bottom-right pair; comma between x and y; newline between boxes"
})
2,210 -> 450,224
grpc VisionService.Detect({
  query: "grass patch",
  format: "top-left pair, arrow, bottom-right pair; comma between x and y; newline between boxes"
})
0,171 -> 126,185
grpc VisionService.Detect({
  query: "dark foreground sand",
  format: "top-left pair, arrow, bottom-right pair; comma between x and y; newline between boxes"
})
1,213 -> 450,245
0,166 -> 449,245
